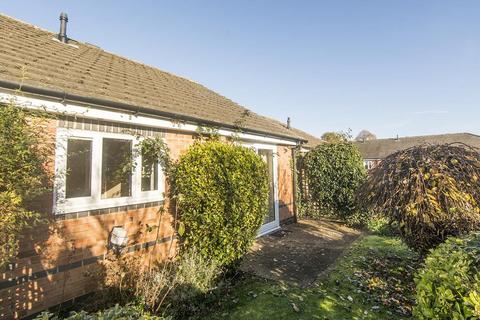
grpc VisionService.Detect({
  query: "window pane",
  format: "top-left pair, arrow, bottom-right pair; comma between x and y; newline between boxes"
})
66,139 -> 92,198
141,155 -> 159,192
102,138 -> 132,198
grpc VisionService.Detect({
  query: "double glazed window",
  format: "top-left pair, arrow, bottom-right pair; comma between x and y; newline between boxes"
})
57,129 -> 163,214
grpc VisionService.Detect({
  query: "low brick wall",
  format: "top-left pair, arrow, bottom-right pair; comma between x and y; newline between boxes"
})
0,202 -> 177,319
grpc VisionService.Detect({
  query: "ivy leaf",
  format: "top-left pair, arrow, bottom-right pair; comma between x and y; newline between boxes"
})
178,221 -> 185,236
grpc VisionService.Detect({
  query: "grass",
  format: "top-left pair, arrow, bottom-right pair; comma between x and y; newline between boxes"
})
190,235 -> 420,320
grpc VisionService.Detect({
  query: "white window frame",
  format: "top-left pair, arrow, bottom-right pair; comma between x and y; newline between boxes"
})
54,128 -> 164,214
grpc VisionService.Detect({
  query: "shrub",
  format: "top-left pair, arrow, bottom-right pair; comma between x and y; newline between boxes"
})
300,141 -> 366,219
360,144 -> 480,252
36,304 -> 169,320
414,233 -> 480,319
344,210 -> 371,228
0,191 -> 39,268
174,247 -> 221,300
175,140 -> 269,266
365,214 -> 398,236
0,101 -> 53,267
0,102 -> 52,200
100,247 -> 220,315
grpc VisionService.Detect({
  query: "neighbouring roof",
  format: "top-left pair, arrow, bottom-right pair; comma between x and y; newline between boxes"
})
355,133 -> 480,159
0,14 -> 307,143
288,127 -> 323,149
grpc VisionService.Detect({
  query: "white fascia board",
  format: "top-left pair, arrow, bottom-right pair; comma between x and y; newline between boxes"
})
0,92 -> 298,146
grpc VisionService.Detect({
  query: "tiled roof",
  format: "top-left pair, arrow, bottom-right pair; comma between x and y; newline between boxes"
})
354,133 -> 480,159
0,14 -> 306,142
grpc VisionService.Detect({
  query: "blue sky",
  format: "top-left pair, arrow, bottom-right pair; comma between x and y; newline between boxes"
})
2,1 -> 480,139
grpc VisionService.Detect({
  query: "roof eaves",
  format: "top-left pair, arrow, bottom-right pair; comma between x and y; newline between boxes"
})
0,79 -> 306,143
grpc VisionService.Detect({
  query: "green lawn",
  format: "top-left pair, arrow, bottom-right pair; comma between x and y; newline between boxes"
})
192,235 -> 420,320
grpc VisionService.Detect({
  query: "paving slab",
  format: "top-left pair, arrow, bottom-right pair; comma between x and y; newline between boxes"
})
240,218 -> 362,287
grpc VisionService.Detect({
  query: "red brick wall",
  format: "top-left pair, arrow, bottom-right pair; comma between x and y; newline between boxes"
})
0,123 -> 297,319
0,127 -> 197,319
0,207 -> 176,319
277,146 -> 296,224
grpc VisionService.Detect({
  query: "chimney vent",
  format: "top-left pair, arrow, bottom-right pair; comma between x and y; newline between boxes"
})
58,12 -> 68,43
286,117 -> 291,129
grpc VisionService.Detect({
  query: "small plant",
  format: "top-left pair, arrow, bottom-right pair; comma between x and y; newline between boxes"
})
99,247 -> 220,316
175,140 -> 269,267
300,140 -> 366,219
414,233 -> 480,319
360,144 -> 480,252
366,214 -> 398,236
174,247 -> 221,301
35,304 -> 169,320
344,210 -> 370,228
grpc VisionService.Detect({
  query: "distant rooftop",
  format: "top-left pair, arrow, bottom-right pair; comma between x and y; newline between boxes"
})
354,133 -> 480,159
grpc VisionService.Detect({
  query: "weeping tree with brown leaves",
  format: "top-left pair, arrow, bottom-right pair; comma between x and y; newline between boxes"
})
360,143 -> 480,252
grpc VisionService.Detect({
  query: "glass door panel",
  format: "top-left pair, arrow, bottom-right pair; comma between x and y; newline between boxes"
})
258,149 -> 275,225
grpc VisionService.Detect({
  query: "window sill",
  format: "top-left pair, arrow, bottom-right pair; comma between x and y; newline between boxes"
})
55,194 -> 165,215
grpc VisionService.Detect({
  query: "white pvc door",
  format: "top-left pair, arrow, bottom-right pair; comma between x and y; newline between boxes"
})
255,144 -> 280,236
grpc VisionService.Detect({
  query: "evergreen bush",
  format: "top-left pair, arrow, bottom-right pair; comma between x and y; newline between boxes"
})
175,140 -> 269,266
301,141 -> 366,219
414,233 -> 480,319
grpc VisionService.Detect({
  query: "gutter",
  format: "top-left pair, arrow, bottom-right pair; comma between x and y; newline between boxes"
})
0,79 -> 307,144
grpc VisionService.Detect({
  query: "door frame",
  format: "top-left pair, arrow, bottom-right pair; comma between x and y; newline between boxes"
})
244,142 -> 280,236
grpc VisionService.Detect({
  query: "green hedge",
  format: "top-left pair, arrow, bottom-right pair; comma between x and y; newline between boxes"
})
175,140 -> 269,266
301,141 -> 366,218
414,233 -> 480,319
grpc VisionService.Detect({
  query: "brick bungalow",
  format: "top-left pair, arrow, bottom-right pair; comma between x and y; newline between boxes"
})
355,132 -> 480,169
0,14 -> 319,319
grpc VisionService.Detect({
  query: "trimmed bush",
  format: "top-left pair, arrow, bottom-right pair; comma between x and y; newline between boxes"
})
361,144 -> 480,252
175,140 -> 269,266
414,233 -> 480,319
301,141 -> 366,218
